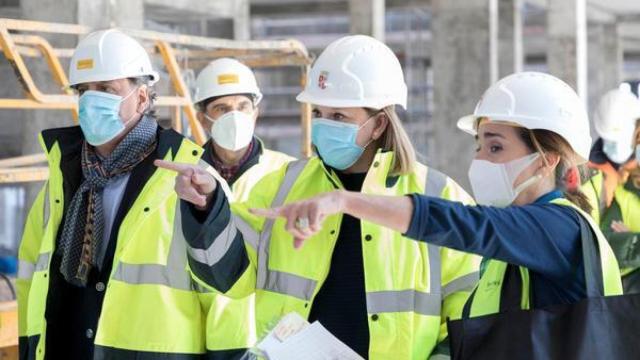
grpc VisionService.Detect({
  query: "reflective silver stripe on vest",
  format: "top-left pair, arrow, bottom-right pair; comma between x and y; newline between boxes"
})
43,182 -> 50,229
255,162 -> 449,306
366,290 -> 442,316
263,269 -> 317,301
234,214 -> 259,251
112,203 -> 193,291
368,165 -> 445,318
187,217 -> 238,266
193,281 -> 212,294
18,252 -> 51,280
428,244 -> 441,295
199,159 -> 261,252
113,262 -> 192,291
199,159 -> 234,201
256,160 -> 309,297
425,167 -> 447,296
429,354 -> 451,360
425,167 -> 447,198
598,175 -> 607,217
35,252 -> 50,272
442,271 -> 479,297
17,260 -> 35,280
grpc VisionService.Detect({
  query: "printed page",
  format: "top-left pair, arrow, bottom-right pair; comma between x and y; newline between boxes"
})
264,322 -> 364,360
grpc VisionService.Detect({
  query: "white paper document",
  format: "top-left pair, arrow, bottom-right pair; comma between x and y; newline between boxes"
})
256,312 -> 364,360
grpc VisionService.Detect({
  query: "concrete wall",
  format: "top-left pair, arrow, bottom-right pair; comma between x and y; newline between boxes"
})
431,0 -> 497,188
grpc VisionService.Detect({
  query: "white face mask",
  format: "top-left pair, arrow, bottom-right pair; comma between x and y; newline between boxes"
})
468,153 -> 543,207
603,138 -> 633,164
206,110 -> 255,151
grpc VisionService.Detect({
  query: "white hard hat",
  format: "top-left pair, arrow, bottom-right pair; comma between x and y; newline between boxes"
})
593,83 -> 640,142
194,58 -> 262,105
296,35 -> 407,110
458,72 -> 592,164
69,29 -> 159,87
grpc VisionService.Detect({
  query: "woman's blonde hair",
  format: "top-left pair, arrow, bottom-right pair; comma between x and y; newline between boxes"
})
368,105 -> 416,175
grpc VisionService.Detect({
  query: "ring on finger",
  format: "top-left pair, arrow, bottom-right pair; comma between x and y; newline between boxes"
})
295,217 -> 310,230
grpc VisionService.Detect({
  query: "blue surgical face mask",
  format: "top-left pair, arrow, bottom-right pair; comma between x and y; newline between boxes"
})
311,116 -> 374,170
636,144 -> 640,162
78,88 -> 138,146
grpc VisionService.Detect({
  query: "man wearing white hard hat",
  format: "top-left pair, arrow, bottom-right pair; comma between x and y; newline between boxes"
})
193,58 -> 293,200
17,29 -> 208,359
582,84 -> 640,293
157,35 -> 480,359
192,58 -> 293,357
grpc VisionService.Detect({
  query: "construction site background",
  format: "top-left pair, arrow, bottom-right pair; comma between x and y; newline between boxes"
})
1,0 -> 640,291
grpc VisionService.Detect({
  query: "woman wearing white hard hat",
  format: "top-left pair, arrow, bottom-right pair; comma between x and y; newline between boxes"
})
18,29 -> 210,359
255,72 -> 626,356
158,35 -> 480,359
582,84 -> 640,293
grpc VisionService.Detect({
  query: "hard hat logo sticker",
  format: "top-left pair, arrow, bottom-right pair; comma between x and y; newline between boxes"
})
318,71 -> 328,90
77,59 -> 94,70
218,74 -> 240,85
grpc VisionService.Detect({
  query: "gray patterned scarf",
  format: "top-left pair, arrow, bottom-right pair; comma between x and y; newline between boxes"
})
58,116 -> 158,287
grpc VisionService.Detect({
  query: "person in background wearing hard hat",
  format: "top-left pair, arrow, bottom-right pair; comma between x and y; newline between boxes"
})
582,84 -> 640,224
583,84 -> 640,293
617,126 -> 640,292
156,35 -> 480,359
17,29 -> 210,359
193,58 -> 294,202
192,58 -> 294,358
254,72 -> 623,347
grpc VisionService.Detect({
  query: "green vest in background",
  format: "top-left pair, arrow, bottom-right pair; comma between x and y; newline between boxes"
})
581,170 -> 606,225
601,181 -> 640,292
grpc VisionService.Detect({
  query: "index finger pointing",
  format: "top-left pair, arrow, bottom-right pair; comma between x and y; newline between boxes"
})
154,159 -> 195,174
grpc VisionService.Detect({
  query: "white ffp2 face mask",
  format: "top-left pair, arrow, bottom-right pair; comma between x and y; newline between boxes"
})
207,111 -> 255,151
468,153 -> 543,207
603,138 -> 633,165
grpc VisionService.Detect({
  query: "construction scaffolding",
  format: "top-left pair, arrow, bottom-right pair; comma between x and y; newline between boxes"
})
0,18 -> 313,184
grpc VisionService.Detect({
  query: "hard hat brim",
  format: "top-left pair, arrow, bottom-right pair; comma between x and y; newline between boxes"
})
296,90 -> 406,110
457,115 -> 478,135
194,89 -> 262,106
457,113 -> 591,164
69,71 -> 160,87
457,114 -> 528,135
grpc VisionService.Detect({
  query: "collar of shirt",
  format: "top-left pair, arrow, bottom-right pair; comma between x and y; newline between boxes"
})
534,190 -> 564,204
210,138 -> 256,181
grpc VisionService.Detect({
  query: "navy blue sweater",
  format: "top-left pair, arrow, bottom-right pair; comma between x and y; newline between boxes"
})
405,191 -> 587,308
308,171 -> 369,358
